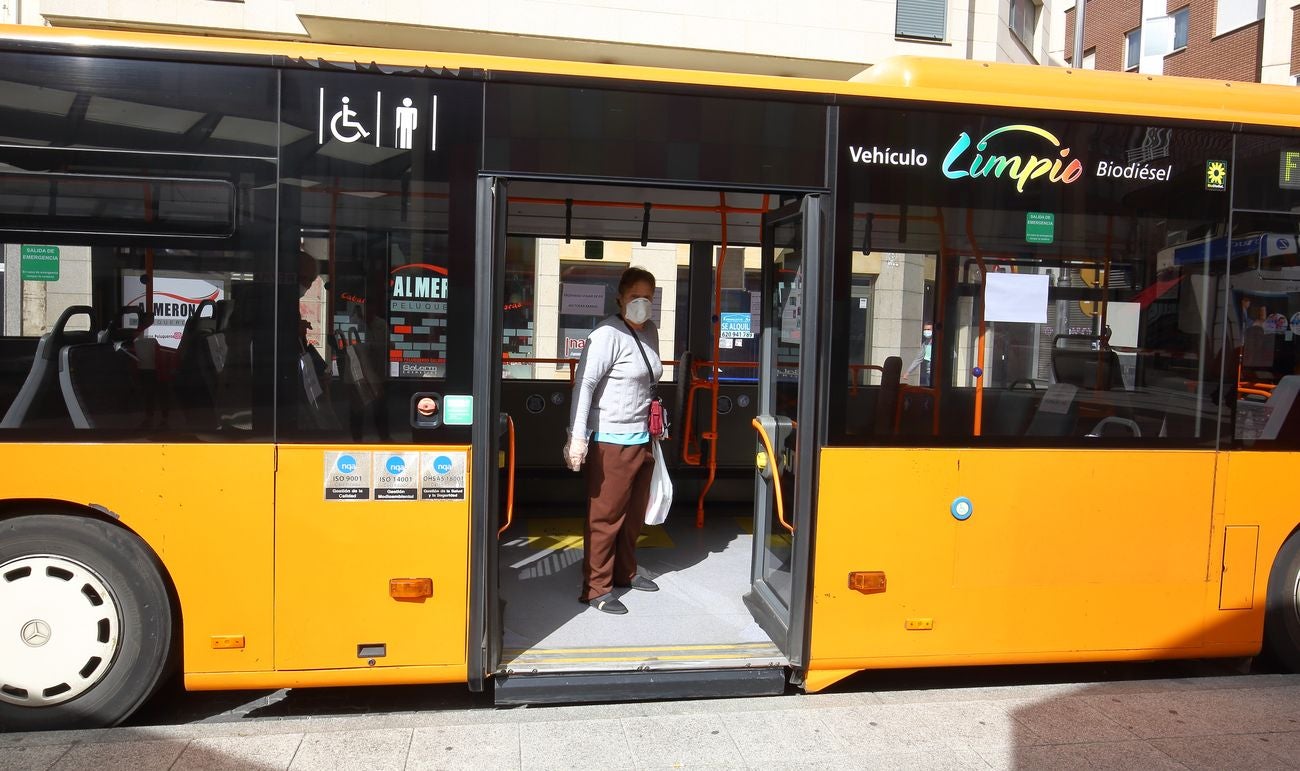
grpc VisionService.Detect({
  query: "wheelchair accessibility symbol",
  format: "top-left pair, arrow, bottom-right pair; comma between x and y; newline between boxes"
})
330,96 -> 371,143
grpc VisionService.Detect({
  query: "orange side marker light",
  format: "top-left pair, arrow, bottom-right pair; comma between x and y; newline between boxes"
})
848,571 -> 887,595
390,578 -> 433,600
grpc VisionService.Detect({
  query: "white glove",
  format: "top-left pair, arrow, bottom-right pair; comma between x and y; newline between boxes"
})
564,433 -> 588,472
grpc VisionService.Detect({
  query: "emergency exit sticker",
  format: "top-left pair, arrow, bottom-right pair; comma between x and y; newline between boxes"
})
421,451 -> 467,500
1025,212 -> 1054,244
324,451 -> 372,500
374,451 -> 419,500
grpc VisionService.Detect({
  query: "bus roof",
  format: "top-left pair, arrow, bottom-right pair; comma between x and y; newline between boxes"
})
2,24 -> 1299,130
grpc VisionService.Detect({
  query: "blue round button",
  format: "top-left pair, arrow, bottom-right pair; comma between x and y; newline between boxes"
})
951,496 -> 974,521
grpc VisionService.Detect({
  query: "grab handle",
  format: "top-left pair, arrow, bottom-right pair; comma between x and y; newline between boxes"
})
751,417 -> 794,534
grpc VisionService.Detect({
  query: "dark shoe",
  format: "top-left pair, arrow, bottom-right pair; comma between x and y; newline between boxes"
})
619,575 -> 659,592
585,593 -> 628,614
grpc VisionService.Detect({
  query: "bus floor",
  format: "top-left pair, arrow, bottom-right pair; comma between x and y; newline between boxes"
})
496,505 -> 786,674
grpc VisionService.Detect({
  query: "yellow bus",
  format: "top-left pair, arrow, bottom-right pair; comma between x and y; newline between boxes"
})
2,25 -> 1300,732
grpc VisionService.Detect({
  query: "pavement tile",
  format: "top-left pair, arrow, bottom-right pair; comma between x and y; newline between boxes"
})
975,740 -> 1187,771
1001,696 -> 1137,744
517,717 -> 635,771
0,744 -> 71,771
870,683 -> 1089,705
818,705 -> 951,754
1079,692 -> 1226,739
719,708 -> 846,766
50,739 -> 189,771
620,714 -> 743,768
172,733 -> 303,771
1235,732 -> 1300,766
913,701 -> 1041,749
1148,734 -> 1295,770
287,728 -> 412,771
854,746 -> 990,770
407,723 -> 521,770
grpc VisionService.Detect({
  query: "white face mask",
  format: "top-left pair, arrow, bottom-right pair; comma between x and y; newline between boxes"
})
624,297 -> 653,325
922,329 -> 933,340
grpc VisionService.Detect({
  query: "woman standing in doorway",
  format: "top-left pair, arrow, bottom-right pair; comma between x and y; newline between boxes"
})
564,266 -> 663,615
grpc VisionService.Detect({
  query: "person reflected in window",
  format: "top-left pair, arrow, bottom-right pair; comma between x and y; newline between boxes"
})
563,266 -> 663,615
903,322 -> 933,387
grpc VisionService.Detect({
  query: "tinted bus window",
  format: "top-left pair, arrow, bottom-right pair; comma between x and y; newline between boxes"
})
829,108 -> 1233,447
0,53 -> 279,441
1226,132 -> 1300,449
0,52 -> 277,156
275,71 -> 482,442
485,83 -> 828,189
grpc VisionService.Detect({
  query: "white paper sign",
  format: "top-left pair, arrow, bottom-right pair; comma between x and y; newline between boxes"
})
561,283 -> 606,316
985,272 -> 1049,324
1037,383 -> 1078,415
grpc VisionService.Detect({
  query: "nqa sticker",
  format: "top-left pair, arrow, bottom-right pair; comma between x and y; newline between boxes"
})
374,451 -> 419,500
324,451 -> 371,500
421,451 -> 467,500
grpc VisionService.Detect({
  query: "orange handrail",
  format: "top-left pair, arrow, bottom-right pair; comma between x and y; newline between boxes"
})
697,191 -> 731,527
497,415 -> 516,537
751,418 -> 794,534
967,209 -> 988,437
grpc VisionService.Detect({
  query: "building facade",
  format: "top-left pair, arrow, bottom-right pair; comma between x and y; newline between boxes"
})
1060,0 -> 1297,85
0,1 -> 1068,77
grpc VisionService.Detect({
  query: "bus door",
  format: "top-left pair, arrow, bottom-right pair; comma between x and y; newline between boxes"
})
747,196 -> 823,669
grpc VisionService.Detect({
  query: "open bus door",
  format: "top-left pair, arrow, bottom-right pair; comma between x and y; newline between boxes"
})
469,176 -> 508,691
746,196 -> 823,674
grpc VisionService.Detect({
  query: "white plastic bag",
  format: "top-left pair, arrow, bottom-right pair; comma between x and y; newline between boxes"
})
645,439 -> 673,525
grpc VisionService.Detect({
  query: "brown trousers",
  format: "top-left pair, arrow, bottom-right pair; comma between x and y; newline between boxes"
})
580,441 -> 654,601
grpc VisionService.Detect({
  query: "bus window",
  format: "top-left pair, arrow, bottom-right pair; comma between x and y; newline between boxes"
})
1223,134 -> 1300,448
274,72 -> 481,443
830,109 -> 1234,447
500,236 -> 689,382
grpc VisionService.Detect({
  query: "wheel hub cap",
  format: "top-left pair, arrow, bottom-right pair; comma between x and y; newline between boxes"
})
0,555 -> 121,707
21,619 -> 52,648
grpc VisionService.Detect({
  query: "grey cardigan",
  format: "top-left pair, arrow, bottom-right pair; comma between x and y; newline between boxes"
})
568,315 -> 664,438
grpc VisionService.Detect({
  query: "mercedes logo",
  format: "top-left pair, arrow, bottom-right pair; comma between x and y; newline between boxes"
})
20,619 -> 51,648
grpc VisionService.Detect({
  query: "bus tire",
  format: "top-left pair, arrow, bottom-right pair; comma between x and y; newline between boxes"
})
1264,531 -> 1300,672
0,514 -> 173,731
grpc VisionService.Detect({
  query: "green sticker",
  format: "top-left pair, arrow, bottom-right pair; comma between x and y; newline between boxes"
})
443,394 -> 474,426
1205,160 -> 1228,191
1025,212 -> 1054,245
20,245 -> 59,281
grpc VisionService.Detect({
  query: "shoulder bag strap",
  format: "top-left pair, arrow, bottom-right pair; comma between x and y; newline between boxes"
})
621,318 -> 658,395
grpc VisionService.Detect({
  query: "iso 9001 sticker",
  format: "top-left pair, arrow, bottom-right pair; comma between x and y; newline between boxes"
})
324,451 -> 371,500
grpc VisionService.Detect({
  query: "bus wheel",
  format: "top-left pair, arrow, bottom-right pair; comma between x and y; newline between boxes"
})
0,515 -> 173,731
1264,531 -> 1300,672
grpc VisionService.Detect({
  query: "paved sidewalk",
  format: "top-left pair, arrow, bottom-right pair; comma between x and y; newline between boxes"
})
2,674 -> 1299,769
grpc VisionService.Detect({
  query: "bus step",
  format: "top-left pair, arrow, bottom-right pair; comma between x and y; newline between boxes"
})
492,667 -> 788,705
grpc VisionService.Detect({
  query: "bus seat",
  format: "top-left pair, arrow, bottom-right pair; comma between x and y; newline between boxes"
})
1024,383 -> 1079,436
872,355 -> 902,436
984,382 -> 1038,436
0,306 -> 98,429
897,387 -> 935,436
59,342 -> 146,430
173,299 -> 224,428
1051,335 -> 1124,390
